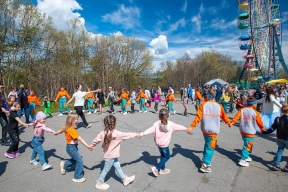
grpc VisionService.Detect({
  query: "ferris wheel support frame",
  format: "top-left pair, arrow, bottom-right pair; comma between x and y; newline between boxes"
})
273,26 -> 288,77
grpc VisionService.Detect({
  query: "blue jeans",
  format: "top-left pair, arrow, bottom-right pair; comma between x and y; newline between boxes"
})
18,107 -> 30,123
241,136 -> 254,160
155,146 -> 170,171
275,140 -> 288,166
98,158 -> 126,182
64,144 -> 84,179
31,136 -> 46,166
202,135 -> 217,165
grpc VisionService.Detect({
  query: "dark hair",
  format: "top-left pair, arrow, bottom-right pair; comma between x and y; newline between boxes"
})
158,108 -> 169,125
102,115 -> 116,148
265,87 -> 276,103
247,97 -> 257,106
75,85 -> 80,90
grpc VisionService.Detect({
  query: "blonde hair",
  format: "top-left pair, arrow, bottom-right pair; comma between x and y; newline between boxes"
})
281,103 -> 288,114
158,108 -> 169,125
63,112 -> 78,132
102,115 -> 116,148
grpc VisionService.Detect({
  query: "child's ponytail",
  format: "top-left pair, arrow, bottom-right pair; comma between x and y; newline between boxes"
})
102,115 -> 116,148
158,108 -> 169,125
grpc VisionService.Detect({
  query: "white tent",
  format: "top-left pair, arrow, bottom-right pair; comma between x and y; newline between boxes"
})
204,79 -> 229,86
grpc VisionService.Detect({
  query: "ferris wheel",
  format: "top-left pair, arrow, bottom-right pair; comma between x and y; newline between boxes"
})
237,0 -> 288,82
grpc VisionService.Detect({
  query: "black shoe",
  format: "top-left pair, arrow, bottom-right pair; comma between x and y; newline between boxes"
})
1,141 -> 10,146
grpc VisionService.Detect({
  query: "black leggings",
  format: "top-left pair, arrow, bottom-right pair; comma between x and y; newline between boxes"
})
7,130 -> 19,153
74,106 -> 88,126
0,113 -> 8,141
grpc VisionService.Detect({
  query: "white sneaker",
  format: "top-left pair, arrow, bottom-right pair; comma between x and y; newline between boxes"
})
123,112 -> 127,115
58,113 -> 63,116
200,163 -> 211,173
238,159 -> 249,167
122,175 -> 135,186
30,159 -> 39,166
42,163 -> 52,171
246,157 -> 252,162
72,178 -> 86,183
86,124 -> 92,129
82,110 -> 85,113
93,109 -> 97,114
159,168 -> 170,175
139,111 -> 143,113
143,111 -> 147,113
95,181 -> 110,190
155,111 -> 158,114
151,166 -> 159,177
173,110 -> 176,115
60,161 -> 66,175
112,111 -> 116,114
121,111 -> 123,114
87,111 -> 91,114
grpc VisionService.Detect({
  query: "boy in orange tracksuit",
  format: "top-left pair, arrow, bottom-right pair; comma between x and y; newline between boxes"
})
27,90 -> 41,121
230,97 -> 265,167
55,86 -> 71,116
186,89 -> 230,173
116,89 -> 129,115
85,88 -> 96,114
194,88 -> 204,111
136,89 -> 148,113
165,90 -> 177,115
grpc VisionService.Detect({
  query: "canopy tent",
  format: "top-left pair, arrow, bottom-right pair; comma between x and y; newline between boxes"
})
204,79 -> 229,86
266,78 -> 288,85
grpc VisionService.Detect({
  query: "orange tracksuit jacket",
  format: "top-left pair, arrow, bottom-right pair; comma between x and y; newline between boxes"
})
27,95 -> 41,106
56,90 -> 71,100
165,95 -> 176,102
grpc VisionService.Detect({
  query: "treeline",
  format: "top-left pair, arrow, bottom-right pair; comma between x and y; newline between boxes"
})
156,51 -> 242,91
0,0 -> 152,98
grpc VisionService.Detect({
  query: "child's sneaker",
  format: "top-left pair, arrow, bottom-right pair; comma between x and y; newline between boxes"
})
272,165 -> 281,171
112,111 -> 116,114
58,113 -> 63,116
238,159 -> 249,167
60,161 -> 66,175
93,109 -> 97,114
139,111 -> 143,113
173,110 -> 176,115
30,159 -> 39,166
159,168 -> 171,175
282,165 -> 288,172
4,152 -> 15,159
72,178 -> 86,183
86,124 -> 92,129
143,111 -> 147,113
123,112 -> 127,115
42,163 -> 52,171
246,157 -> 252,162
87,111 -> 91,114
155,111 -> 158,114
151,166 -> 159,177
95,181 -> 110,190
200,163 -> 211,173
14,151 -> 21,157
122,175 -> 135,186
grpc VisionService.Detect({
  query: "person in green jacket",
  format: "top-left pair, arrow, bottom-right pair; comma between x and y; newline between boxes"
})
42,96 -> 52,117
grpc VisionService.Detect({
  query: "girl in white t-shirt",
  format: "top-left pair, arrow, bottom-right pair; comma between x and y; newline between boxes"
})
66,85 -> 98,129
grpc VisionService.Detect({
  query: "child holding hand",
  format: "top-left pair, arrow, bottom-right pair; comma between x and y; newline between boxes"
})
90,115 -> 136,190
54,112 -> 93,183
137,108 -> 187,177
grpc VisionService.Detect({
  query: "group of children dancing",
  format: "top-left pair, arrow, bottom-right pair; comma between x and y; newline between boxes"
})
3,89 -> 288,190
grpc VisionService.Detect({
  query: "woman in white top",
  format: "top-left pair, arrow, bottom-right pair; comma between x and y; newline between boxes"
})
258,87 -> 282,131
66,85 -> 98,128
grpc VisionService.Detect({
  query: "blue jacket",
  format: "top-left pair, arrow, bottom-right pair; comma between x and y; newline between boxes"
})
216,88 -> 222,98
188,87 -> 193,95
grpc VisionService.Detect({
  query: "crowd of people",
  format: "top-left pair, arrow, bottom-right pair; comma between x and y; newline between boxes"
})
0,82 -> 288,190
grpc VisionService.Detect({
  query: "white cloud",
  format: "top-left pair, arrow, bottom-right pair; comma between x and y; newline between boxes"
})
282,12 -> 288,23
110,31 -> 124,36
208,7 -> 217,15
102,5 -> 140,29
210,18 -> 237,30
191,4 -> 204,33
36,0 -> 84,30
166,18 -> 186,34
149,35 -> 169,55
181,0 -> 187,13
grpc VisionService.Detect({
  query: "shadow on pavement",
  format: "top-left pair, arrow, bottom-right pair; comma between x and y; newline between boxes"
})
171,144 -> 202,168
0,161 -> 8,177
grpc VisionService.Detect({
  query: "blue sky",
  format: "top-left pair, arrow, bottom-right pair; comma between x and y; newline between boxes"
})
32,0 -> 288,70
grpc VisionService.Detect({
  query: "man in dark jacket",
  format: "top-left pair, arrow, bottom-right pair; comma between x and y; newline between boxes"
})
18,87 -> 30,123
254,88 -> 263,112
0,84 -> 10,146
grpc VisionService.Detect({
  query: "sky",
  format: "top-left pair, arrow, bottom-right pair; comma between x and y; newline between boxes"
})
31,0 -> 288,70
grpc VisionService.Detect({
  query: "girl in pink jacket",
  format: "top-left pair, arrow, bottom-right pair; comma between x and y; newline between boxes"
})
90,115 -> 137,190
137,108 -> 187,177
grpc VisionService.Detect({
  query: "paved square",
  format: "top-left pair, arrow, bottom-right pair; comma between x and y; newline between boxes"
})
1,101 -> 288,192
